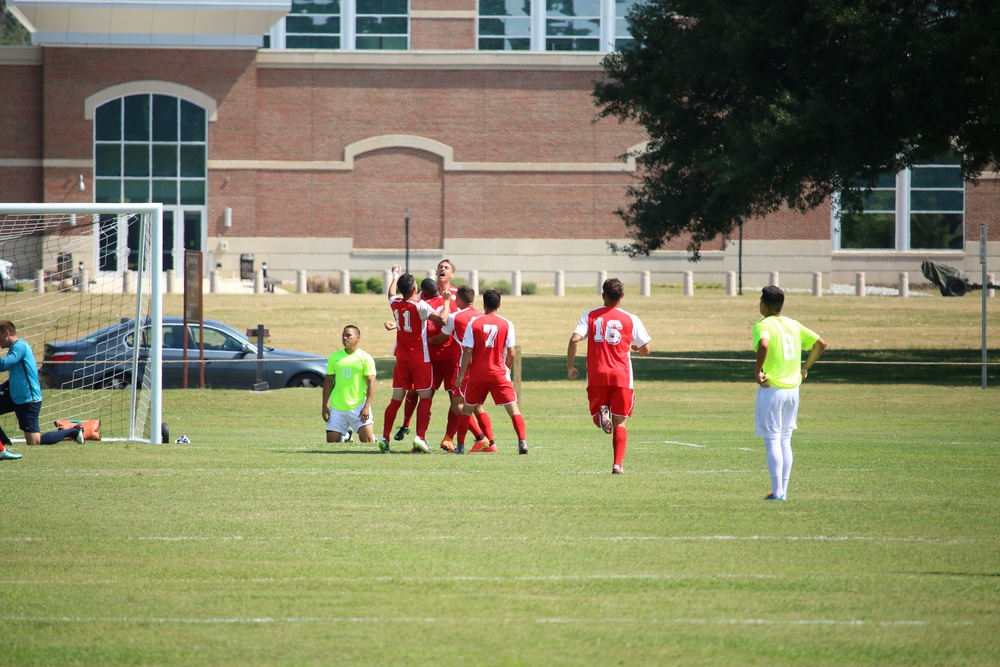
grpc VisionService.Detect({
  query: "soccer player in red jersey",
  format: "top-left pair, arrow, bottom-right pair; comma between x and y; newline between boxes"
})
432,285 -> 494,454
380,264 -> 450,453
454,289 -> 527,455
566,277 -> 651,474
394,260 -> 460,444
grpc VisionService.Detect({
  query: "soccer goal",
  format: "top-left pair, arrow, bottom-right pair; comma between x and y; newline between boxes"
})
0,204 -> 163,444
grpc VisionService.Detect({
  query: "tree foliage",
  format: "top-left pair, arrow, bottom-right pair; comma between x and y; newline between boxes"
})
1,0 -> 31,45
594,0 -> 1000,258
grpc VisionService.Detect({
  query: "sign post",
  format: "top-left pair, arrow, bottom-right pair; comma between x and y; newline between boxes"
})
246,325 -> 270,391
981,224 -> 988,390
183,251 -> 205,389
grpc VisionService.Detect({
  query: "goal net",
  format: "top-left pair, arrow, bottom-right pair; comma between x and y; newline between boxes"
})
0,204 -> 163,444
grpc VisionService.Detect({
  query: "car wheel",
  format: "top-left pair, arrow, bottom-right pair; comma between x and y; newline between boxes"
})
287,372 -> 323,388
98,373 -> 131,390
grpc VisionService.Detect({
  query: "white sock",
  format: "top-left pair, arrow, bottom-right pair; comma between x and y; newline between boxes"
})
780,436 -> 793,498
764,436 -> 782,497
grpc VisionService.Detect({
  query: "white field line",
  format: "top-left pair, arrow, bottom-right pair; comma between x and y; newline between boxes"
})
0,615 -> 975,627
0,535 -> 985,543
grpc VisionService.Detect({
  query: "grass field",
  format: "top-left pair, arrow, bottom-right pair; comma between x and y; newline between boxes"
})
2,292 -> 999,665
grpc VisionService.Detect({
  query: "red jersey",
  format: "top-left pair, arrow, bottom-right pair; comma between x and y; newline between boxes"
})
461,312 -> 515,383
424,293 -> 460,362
389,296 -> 436,362
572,305 -> 651,388
443,306 -> 483,351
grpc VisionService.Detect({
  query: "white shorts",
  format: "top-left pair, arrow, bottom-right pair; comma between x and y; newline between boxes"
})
326,403 -> 374,434
755,386 -> 799,438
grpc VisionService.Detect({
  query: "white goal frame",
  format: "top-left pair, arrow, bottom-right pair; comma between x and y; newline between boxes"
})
0,203 -> 163,444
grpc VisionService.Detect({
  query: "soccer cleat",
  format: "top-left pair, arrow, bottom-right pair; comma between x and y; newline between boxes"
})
0,449 -> 23,460
612,464 -> 623,475
393,425 -> 410,441
763,493 -> 786,501
75,426 -> 85,445
483,444 -> 498,453
598,406 -> 613,434
440,435 -> 455,453
343,428 -> 354,443
412,436 -> 430,453
470,439 -> 490,453
378,438 -> 390,453
455,443 -> 465,455
517,439 -> 528,455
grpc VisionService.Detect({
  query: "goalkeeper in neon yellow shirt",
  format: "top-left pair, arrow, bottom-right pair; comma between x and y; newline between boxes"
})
753,286 -> 827,501
322,325 -> 377,446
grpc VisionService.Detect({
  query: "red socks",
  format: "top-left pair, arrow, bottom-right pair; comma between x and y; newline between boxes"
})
612,425 -> 627,467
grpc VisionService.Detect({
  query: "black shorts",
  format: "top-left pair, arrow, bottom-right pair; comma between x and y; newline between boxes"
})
0,391 -> 42,434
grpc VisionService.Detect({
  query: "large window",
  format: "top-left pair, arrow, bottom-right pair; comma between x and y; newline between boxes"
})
94,94 -> 207,207
272,0 -> 408,49
835,152 -> 965,251
478,0 -> 637,51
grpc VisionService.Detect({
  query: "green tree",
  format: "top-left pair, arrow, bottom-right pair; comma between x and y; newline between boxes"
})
594,0 -> 1000,258
1,0 -> 30,45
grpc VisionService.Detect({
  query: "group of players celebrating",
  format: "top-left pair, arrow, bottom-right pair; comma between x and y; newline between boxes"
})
321,259 -> 649,473
322,259 -> 826,492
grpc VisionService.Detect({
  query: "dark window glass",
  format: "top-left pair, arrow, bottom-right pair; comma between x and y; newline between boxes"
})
180,100 -> 206,142
357,0 -> 407,14
287,15 -> 340,32
152,95 -> 178,142
95,144 -> 121,177
181,180 -> 206,205
357,16 -> 408,33
95,99 -> 121,141
911,166 -> 963,189
123,95 -> 150,142
911,190 -> 964,212
356,35 -> 408,48
839,213 -> 895,249
152,145 -> 178,177
153,179 -> 178,205
123,144 -> 150,177
123,179 -> 150,203
180,145 -> 206,178
287,35 -> 342,48
910,213 -> 963,250
95,179 -> 120,204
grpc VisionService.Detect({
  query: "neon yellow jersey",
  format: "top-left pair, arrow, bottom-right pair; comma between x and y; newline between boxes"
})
753,316 -> 820,389
326,348 -> 376,411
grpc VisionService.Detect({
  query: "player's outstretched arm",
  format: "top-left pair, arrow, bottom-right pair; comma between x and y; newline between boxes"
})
802,336 -> 827,379
566,333 -> 583,380
387,264 -> 401,301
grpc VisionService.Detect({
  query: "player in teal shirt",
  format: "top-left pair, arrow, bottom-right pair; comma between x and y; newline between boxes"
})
752,287 -> 827,501
0,320 -> 44,458
321,325 -> 377,446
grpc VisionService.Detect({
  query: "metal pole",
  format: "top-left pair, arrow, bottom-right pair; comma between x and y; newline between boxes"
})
404,208 -> 410,275
981,224 -> 988,389
738,221 -> 743,296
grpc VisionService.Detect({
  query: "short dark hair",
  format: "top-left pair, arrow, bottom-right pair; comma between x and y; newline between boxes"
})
420,277 -> 439,299
603,277 -> 624,301
457,285 -> 476,304
0,320 -> 15,336
398,273 -> 416,298
760,285 -> 784,313
482,289 -> 501,311
343,325 -> 360,337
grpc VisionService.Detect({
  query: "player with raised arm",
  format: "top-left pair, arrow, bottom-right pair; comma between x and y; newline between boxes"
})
454,289 -> 527,455
322,325 -> 376,446
753,286 -> 827,501
381,265 -> 450,453
567,278 -> 651,474
394,260 -> 459,444
431,284 -> 494,454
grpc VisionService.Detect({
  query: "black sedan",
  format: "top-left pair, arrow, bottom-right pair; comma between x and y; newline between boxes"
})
41,317 -> 327,390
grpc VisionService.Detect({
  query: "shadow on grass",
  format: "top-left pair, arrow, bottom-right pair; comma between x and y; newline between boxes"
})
523,350 -> 999,386
377,352 -> 997,386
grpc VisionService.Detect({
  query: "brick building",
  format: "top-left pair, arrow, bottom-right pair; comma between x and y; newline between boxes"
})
1,0 -> 997,288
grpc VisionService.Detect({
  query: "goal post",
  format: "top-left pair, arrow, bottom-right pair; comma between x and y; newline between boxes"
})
0,203 -> 163,444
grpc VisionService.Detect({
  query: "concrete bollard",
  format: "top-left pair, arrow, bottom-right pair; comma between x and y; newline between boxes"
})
297,270 -> 307,294
210,270 -> 219,293
36,269 -> 45,293
470,270 -> 479,295
769,271 -> 779,287
683,271 -> 694,297
598,270 -> 607,295
254,269 -> 264,294
123,270 -> 135,294
80,269 -> 89,294
856,272 -> 866,297
726,271 -> 737,296
988,273 -> 995,298
166,269 -> 178,294
554,270 -> 565,297
340,269 -> 351,294
899,272 -> 909,298
812,272 -> 823,297
640,270 -> 651,297
512,270 -> 522,297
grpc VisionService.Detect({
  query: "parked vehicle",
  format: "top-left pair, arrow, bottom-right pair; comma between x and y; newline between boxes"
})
41,317 -> 327,390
